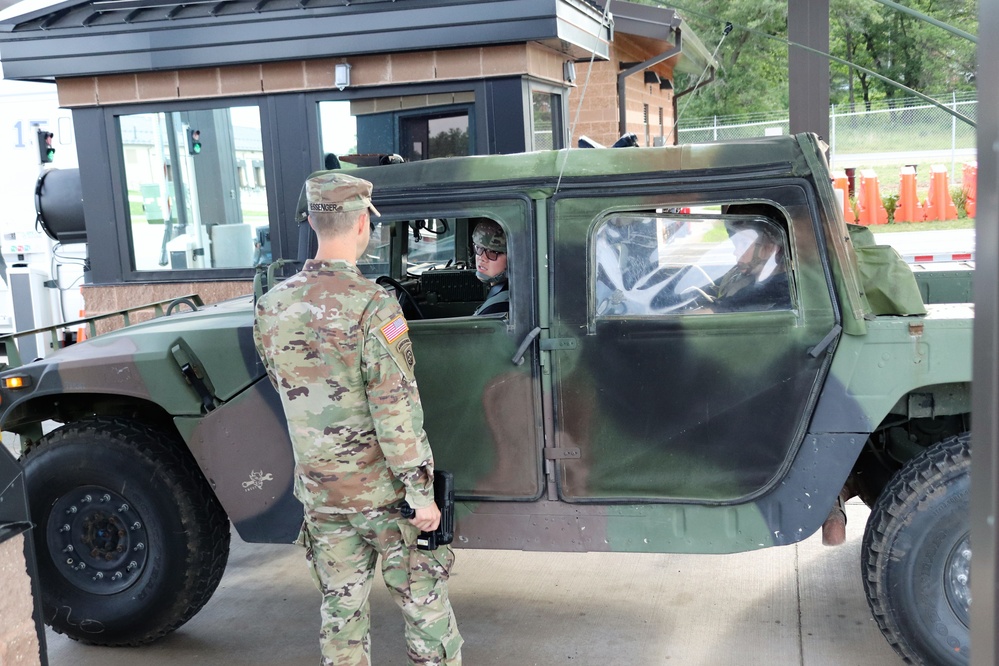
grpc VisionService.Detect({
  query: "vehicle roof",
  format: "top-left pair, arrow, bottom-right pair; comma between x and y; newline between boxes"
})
341,134 -> 819,197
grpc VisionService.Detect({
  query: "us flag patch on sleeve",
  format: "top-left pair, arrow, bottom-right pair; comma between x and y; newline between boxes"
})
380,315 -> 409,344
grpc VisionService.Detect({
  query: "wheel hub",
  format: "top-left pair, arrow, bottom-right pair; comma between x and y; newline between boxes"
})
945,532 -> 971,628
46,485 -> 149,595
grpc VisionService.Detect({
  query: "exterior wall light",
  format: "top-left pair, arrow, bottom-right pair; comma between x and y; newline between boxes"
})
335,63 -> 351,91
563,60 -> 577,84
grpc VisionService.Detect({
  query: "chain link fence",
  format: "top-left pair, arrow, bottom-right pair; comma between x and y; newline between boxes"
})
677,92 -> 977,177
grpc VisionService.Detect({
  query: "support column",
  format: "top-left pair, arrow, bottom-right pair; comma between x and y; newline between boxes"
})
788,0 -> 829,138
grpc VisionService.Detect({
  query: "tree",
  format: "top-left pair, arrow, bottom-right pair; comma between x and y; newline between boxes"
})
640,0 -> 977,119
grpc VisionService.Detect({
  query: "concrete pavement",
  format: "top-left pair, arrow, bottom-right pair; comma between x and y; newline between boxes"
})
43,500 -> 904,666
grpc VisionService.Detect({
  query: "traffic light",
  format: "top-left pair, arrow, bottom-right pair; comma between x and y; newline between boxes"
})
37,130 -> 55,163
187,128 -> 202,155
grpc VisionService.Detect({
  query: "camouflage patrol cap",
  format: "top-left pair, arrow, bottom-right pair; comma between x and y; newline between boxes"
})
305,173 -> 381,217
472,219 -> 506,253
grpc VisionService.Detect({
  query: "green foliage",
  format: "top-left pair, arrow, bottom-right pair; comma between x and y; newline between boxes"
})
951,186 -> 969,219
830,0 -> 976,109
882,192 -> 900,224
642,0 -> 977,120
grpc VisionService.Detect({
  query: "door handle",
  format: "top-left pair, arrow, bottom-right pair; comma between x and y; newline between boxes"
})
511,326 -> 542,365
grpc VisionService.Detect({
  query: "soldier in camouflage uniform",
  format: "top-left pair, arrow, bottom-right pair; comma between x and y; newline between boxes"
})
253,173 -> 463,666
710,220 -> 791,312
471,219 -> 509,316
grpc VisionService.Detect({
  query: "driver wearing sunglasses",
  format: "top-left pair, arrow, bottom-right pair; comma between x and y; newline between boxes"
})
471,219 -> 509,316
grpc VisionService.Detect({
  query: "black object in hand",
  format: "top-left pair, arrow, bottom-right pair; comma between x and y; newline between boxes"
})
399,470 -> 454,551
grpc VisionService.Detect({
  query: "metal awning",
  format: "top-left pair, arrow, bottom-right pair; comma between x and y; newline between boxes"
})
0,0 -> 612,80
595,0 -> 717,76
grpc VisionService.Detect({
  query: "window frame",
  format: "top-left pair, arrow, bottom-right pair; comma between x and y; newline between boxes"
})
104,95 -> 274,283
527,81 -> 566,151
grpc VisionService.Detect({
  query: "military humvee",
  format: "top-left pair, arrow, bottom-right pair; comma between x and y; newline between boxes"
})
0,134 -> 972,665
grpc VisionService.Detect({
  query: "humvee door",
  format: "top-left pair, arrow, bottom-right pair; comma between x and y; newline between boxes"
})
361,198 -> 543,501
549,183 -> 838,503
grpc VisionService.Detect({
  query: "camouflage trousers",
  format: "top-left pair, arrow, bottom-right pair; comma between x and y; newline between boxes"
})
301,506 -> 463,666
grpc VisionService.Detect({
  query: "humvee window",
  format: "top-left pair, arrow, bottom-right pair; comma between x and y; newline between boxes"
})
358,216 -> 505,320
594,213 -> 793,317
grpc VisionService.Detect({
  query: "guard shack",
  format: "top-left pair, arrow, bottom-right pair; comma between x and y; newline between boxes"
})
0,0 -> 714,309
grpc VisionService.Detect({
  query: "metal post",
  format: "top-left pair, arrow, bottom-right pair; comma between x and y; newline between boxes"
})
788,0 -> 830,138
952,91 -> 958,180
971,0 -> 999,663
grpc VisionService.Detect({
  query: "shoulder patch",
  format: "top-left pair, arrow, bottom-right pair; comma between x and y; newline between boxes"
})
395,337 -> 416,373
380,314 -> 409,344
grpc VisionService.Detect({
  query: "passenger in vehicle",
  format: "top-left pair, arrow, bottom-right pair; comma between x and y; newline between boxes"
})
707,220 -> 791,312
471,220 -> 509,316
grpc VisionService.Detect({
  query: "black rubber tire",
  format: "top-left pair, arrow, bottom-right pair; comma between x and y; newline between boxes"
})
862,432 -> 970,665
22,416 -> 231,646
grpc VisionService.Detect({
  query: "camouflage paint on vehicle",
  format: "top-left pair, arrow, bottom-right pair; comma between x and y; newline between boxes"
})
0,134 -> 972,557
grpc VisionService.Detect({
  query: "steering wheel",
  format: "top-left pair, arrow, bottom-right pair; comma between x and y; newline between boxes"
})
376,276 -> 425,320
671,264 -> 717,311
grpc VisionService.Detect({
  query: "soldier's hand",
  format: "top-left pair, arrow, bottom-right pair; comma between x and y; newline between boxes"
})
411,504 -> 441,532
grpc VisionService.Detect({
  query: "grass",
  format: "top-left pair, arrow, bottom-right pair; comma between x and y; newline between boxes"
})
864,218 -> 974,233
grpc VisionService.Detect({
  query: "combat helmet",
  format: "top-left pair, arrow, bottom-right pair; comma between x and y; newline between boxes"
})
472,219 -> 506,254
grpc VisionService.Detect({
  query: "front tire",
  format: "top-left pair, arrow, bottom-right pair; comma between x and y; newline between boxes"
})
862,433 -> 970,665
23,417 -> 231,646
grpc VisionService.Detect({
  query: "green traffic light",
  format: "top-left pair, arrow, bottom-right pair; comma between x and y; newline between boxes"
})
46,148 -> 56,160
188,129 -> 202,155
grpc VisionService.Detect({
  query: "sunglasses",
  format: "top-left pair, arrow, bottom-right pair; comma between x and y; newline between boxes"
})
473,245 -> 505,261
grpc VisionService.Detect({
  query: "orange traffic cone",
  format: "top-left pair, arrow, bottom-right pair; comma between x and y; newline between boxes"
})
895,166 -> 923,223
76,310 -> 87,342
962,161 -> 977,218
922,165 -> 957,221
831,171 -> 855,223
857,170 -> 888,225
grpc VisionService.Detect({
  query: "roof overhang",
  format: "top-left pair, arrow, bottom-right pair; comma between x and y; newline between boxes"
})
594,0 -> 717,76
0,0 -> 612,81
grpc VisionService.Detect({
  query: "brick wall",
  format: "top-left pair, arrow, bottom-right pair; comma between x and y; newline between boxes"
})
568,38 -> 676,147
81,281 -> 253,334
56,43 -> 567,107
0,534 -> 43,666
